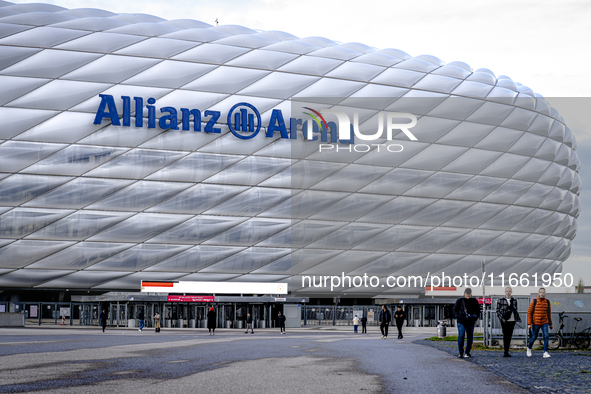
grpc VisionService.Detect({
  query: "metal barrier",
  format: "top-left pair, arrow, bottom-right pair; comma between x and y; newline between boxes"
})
303,305 -> 382,326
9,302 -> 101,326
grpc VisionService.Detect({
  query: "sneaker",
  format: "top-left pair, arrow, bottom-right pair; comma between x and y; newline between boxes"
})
138,328 -> 141,332
543,352 -> 551,358
244,332 -> 248,334
251,332 -> 254,334
526,348 -> 532,357
381,335 -> 385,339
458,354 -> 464,358
464,353 -> 471,358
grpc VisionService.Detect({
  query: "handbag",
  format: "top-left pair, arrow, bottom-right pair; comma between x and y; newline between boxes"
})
502,300 -> 514,320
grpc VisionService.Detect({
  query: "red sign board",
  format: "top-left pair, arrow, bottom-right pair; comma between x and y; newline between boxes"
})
476,297 -> 491,305
167,295 -> 215,302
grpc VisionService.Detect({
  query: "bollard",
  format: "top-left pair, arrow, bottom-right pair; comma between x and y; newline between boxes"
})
437,320 -> 447,338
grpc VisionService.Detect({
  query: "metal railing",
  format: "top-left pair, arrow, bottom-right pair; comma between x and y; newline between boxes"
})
484,300 -> 591,348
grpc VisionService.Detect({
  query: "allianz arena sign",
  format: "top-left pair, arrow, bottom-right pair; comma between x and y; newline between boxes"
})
93,94 -> 418,143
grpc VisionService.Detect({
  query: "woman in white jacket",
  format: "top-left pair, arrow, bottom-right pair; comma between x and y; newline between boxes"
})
353,315 -> 360,333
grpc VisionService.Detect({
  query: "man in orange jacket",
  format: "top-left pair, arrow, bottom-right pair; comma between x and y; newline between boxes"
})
527,288 -> 553,358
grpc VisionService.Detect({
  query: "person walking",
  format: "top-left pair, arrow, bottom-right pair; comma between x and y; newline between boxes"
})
453,288 -> 480,358
394,306 -> 406,339
379,305 -> 391,339
99,308 -> 107,333
277,311 -> 286,334
245,313 -> 254,334
207,307 -> 216,335
496,286 -> 521,357
361,314 -> 367,334
352,315 -> 360,333
154,311 -> 161,333
137,308 -> 145,332
527,287 -> 553,358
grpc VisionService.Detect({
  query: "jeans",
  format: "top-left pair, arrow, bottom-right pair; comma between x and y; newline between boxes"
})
528,323 -> 549,352
354,325 -> 358,333
139,319 -> 145,331
501,321 -> 516,354
457,322 -> 474,355
245,323 -> 253,333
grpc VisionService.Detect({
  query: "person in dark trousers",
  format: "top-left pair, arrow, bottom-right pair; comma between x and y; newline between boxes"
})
496,286 -> 521,357
277,311 -> 286,334
527,287 -> 553,358
99,308 -> 107,333
453,288 -> 480,358
379,305 -> 391,339
207,307 -> 216,335
245,313 -> 254,334
361,315 -> 367,334
394,306 -> 406,339
137,309 -> 145,332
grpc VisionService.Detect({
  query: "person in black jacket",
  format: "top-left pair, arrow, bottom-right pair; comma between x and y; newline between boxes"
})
361,315 -> 368,334
99,308 -> 107,333
207,307 -> 216,336
496,286 -> 521,357
379,306 -> 391,339
245,313 -> 254,334
277,311 -> 286,334
453,288 -> 480,358
394,306 -> 406,339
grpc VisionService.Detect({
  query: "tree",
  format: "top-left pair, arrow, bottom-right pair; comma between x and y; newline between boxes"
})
576,278 -> 585,294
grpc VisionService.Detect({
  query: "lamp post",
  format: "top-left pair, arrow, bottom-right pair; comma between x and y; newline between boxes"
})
481,258 -> 486,311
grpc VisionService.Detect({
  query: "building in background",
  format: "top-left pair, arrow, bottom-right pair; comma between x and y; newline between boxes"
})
0,2 -> 580,305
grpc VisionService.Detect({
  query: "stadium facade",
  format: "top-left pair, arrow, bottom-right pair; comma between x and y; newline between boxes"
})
0,1 -> 581,303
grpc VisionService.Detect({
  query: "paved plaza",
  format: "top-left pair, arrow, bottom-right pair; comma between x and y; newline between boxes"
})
421,339 -> 591,394
0,326 -> 535,394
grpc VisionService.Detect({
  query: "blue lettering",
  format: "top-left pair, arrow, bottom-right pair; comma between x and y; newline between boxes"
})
289,118 -> 302,139
121,96 -> 131,127
93,94 -> 120,125
303,120 -> 318,141
324,121 -> 338,143
147,98 -> 156,128
134,97 -> 143,127
181,108 -> 201,131
159,107 -> 179,130
204,110 -> 221,133
266,109 -> 289,139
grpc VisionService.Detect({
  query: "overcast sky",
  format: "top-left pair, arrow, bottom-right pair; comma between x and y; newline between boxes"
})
8,0 -> 591,284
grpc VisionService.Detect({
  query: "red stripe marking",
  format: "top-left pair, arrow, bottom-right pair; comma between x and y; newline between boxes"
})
142,282 -> 174,287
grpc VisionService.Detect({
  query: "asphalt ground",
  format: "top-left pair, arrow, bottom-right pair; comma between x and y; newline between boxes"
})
0,326 -> 530,394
